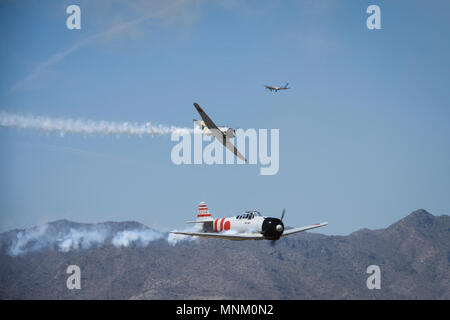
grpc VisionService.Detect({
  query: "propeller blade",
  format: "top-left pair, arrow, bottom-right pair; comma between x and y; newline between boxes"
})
281,209 -> 286,222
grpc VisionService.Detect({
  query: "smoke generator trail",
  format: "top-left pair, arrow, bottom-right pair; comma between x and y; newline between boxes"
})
0,112 -> 192,137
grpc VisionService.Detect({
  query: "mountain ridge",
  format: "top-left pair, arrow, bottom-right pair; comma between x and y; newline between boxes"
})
0,209 -> 448,299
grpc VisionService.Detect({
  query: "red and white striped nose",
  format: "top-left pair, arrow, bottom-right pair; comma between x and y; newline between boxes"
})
197,202 -> 211,219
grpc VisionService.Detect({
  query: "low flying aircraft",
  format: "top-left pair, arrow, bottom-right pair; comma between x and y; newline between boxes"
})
264,83 -> 291,92
193,102 -> 247,162
170,202 -> 328,243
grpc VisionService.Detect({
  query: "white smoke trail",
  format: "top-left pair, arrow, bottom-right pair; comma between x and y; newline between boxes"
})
0,112 -> 193,137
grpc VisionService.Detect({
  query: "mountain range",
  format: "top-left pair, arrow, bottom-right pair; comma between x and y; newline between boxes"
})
0,209 -> 448,299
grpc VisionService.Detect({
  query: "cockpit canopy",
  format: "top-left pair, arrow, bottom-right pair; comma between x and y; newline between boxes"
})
236,210 -> 262,220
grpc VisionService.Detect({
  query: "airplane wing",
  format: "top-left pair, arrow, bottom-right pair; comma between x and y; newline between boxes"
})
281,222 -> 328,237
194,103 -> 221,133
170,231 -> 264,241
193,102 -> 247,162
225,139 -> 247,162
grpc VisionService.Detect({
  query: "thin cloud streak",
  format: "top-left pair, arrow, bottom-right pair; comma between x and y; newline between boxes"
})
10,0 -> 189,91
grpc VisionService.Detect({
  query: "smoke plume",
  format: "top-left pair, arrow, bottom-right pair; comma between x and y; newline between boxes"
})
3,221 -> 197,256
0,112 -> 192,137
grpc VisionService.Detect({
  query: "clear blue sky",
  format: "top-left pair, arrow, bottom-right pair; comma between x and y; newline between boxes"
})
1,0 -> 449,234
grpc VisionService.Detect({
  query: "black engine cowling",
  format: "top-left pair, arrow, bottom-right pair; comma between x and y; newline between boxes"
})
262,218 -> 284,240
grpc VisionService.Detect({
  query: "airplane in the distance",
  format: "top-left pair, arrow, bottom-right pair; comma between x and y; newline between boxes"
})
264,83 -> 291,92
170,202 -> 328,243
193,102 -> 247,162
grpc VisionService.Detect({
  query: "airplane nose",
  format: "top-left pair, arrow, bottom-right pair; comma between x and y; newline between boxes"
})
262,218 -> 284,240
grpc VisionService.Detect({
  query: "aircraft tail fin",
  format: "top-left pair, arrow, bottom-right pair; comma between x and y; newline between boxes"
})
193,119 -> 206,131
196,201 -> 213,221
284,82 -> 289,88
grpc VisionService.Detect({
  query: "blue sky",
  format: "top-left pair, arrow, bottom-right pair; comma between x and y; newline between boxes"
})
1,0 -> 449,234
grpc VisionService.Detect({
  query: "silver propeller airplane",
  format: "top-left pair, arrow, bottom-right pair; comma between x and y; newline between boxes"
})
264,82 -> 291,92
171,202 -> 328,243
193,102 -> 247,162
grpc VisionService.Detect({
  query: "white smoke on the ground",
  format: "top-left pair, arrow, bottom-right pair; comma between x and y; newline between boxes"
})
8,224 -> 51,256
0,112 -> 193,137
112,229 -> 164,247
166,226 -> 199,246
5,222 -> 197,256
58,227 -> 111,252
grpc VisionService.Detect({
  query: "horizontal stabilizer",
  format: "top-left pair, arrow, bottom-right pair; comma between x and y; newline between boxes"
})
185,220 -> 213,224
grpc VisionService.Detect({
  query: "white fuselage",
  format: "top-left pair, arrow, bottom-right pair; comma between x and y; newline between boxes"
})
197,210 -> 279,236
204,126 -> 236,139
206,216 -> 265,233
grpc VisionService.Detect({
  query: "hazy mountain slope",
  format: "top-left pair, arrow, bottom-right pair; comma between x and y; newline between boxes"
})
0,209 -> 448,299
